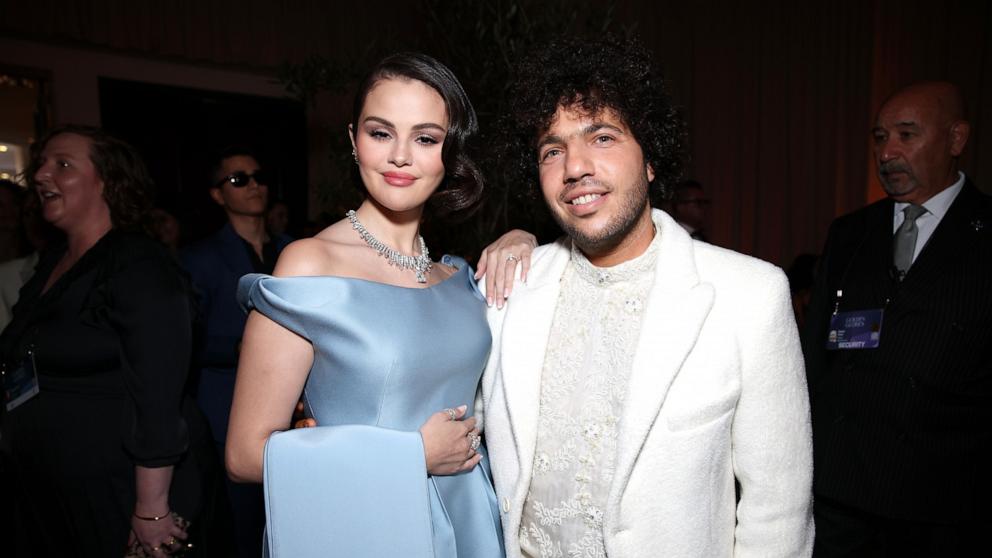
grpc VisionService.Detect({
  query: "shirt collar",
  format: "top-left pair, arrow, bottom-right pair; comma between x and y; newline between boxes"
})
894,171 -> 965,221
568,225 -> 661,287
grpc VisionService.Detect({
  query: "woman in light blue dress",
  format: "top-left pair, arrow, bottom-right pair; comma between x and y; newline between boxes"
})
226,53 -> 504,558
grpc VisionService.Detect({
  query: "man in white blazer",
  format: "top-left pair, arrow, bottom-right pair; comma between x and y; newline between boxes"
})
480,36 -> 814,558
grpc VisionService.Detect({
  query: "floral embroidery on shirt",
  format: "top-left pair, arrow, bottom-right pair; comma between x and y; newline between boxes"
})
519,232 -> 660,558
522,522 -> 564,558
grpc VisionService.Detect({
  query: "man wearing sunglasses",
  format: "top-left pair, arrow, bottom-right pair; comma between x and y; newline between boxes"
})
181,146 -> 293,558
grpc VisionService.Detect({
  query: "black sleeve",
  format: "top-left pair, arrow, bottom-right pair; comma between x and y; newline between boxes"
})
110,244 -> 194,467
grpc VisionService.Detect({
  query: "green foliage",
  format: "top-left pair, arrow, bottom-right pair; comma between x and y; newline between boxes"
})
280,0 -> 631,259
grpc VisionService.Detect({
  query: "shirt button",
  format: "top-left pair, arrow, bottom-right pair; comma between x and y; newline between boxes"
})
502,498 -> 510,513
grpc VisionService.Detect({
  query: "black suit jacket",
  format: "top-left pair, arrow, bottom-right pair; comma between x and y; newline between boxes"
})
802,180 -> 992,523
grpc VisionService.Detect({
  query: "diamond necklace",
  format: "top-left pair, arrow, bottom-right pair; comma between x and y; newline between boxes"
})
347,210 -> 432,283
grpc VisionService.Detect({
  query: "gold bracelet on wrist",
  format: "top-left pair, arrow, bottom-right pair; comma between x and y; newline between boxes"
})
133,511 -> 171,521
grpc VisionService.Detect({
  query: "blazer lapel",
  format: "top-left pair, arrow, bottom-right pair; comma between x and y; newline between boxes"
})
831,200 -> 894,313
499,241 -> 570,486
900,182 -> 980,290
611,210 -> 715,501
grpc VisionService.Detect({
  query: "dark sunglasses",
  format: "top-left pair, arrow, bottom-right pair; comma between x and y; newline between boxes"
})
216,170 -> 271,188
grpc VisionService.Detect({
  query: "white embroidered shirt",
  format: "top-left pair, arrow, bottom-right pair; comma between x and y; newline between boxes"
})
519,230 -> 660,558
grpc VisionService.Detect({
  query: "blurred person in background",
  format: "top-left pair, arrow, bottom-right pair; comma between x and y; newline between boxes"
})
265,199 -> 291,239
786,253 -> 819,330
0,185 -> 60,330
802,82 -> 990,557
1,125 -> 207,557
667,179 -> 712,242
147,207 -> 183,258
0,180 -> 26,263
181,146 -> 292,558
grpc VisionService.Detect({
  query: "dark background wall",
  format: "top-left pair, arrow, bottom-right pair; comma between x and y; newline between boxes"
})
1,0 -> 988,267
98,78 -> 307,240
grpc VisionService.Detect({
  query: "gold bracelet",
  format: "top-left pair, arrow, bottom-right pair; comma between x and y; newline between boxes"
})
133,511 -> 171,521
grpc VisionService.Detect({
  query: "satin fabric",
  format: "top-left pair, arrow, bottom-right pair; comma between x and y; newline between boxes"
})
239,255 -> 504,558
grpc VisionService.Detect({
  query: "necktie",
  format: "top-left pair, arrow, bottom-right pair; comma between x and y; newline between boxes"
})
893,204 -> 927,279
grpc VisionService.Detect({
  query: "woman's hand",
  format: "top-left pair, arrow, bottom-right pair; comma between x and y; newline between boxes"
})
420,404 -> 481,475
131,466 -> 185,556
475,229 -> 537,309
129,511 -> 188,556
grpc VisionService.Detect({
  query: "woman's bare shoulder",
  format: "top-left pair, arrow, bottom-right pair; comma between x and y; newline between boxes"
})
273,221 -> 360,278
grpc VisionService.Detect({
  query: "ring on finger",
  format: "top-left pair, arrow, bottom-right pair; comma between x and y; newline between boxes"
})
505,253 -> 519,263
444,408 -> 456,421
469,433 -> 481,451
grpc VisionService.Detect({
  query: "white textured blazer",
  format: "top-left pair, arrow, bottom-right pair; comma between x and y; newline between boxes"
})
481,209 -> 814,558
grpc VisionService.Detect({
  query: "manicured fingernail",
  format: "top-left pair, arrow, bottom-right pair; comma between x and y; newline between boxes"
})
503,289 -> 510,299
458,405 -> 467,411
486,296 -> 493,307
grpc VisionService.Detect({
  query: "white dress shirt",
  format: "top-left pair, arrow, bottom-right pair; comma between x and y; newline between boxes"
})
892,172 -> 965,264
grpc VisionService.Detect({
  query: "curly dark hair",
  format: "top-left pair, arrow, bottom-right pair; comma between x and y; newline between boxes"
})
26,125 -> 153,231
498,34 -> 685,201
351,52 -> 484,220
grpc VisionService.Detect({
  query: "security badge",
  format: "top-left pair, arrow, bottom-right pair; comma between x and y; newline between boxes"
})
824,217 -> 986,350
826,290 -> 884,350
3,351 -> 40,411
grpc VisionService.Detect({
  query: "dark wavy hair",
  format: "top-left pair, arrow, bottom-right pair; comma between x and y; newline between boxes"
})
209,144 -> 264,187
498,35 -> 685,201
26,125 -> 153,231
351,52 -> 484,220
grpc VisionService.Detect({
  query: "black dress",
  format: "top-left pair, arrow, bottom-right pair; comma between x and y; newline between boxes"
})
0,230 -> 205,557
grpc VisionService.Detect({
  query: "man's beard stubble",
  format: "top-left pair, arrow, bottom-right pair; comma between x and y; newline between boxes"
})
549,174 -> 652,257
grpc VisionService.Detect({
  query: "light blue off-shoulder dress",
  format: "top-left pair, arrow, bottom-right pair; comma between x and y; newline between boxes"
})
237,255 -> 504,558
